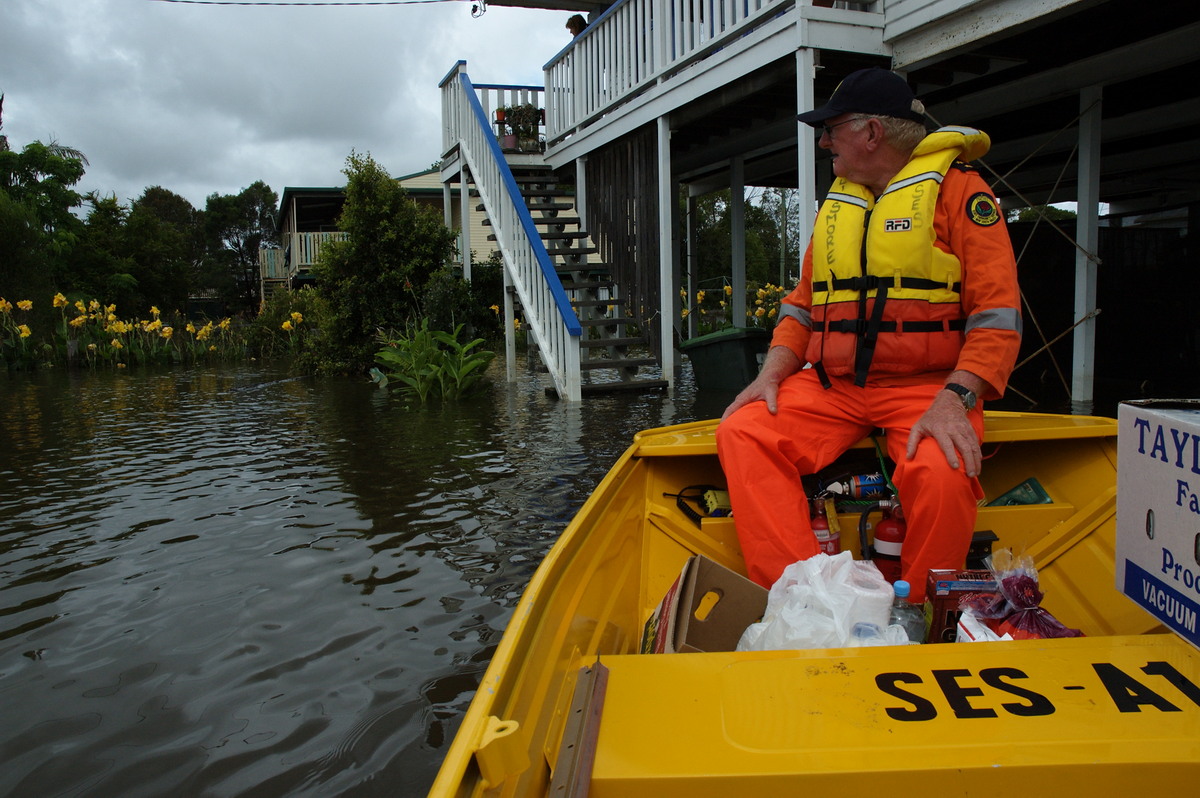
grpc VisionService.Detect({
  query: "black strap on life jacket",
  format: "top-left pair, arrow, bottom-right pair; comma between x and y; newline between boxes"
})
813,319 -> 967,334
811,275 -> 962,294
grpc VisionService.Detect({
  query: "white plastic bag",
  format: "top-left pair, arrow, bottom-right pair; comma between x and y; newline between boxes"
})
737,552 -> 896,651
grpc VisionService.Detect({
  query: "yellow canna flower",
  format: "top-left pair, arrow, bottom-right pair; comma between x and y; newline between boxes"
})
281,320 -> 293,331
513,318 -> 521,330
185,322 -> 196,334
724,285 -> 733,296
117,363 -> 126,369
53,293 -> 68,308
696,290 -> 705,303
290,311 -> 303,323
768,308 -> 778,318
218,318 -> 231,330
196,325 -> 211,341
69,315 -> 88,328
111,338 -> 123,349
17,300 -> 32,311
88,299 -> 100,312
679,288 -> 686,299
681,308 -> 690,318
0,298 -> 12,314
87,343 -> 97,352
208,345 -> 217,352
106,304 -> 116,314
160,326 -> 173,339
755,307 -> 766,318
490,304 -> 500,315
757,288 -> 767,299
18,324 -> 31,338
74,300 -> 86,313
150,306 -> 161,318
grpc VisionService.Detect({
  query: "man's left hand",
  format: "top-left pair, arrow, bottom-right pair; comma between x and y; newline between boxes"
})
906,384 -> 982,477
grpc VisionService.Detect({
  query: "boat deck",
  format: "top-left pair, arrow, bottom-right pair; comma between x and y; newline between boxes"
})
590,634 -> 1198,796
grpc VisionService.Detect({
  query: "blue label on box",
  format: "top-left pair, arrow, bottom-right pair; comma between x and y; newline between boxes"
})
1123,560 -> 1200,648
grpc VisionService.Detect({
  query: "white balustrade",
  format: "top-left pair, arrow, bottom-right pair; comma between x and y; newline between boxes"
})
439,63 -> 583,402
544,0 -> 795,144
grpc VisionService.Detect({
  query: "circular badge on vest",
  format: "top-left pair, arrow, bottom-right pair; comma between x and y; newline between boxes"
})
967,192 -> 1000,226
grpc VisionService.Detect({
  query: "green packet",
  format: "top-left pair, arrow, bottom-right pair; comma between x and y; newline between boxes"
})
986,477 -> 1052,506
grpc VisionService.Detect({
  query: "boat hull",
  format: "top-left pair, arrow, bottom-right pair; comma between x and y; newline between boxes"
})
430,412 -> 1200,796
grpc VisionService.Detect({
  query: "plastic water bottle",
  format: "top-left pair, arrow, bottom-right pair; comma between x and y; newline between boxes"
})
889,580 -> 927,644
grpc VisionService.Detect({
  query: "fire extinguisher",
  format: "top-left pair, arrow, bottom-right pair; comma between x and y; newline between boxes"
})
858,499 -> 905,583
811,497 -> 840,555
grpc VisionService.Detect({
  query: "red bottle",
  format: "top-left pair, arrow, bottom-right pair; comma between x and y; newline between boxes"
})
872,503 -> 906,583
811,498 -> 840,556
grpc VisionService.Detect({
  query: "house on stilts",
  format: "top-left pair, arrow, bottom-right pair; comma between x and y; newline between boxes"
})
441,0 -> 1198,407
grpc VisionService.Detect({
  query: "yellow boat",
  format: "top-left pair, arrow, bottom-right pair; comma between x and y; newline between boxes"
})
429,412 -> 1200,797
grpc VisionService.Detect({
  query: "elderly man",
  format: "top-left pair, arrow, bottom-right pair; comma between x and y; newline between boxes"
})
716,68 -> 1022,603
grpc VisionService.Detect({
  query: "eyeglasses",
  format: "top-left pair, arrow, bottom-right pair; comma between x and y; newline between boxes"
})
819,118 -> 862,139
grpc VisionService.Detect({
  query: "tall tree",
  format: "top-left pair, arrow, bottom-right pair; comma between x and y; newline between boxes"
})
309,151 -> 457,374
204,180 -> 277,314
127,187 -> 204,313
0,99 -> 87,316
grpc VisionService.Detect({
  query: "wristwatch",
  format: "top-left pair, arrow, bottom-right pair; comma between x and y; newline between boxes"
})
943,383 -> 977,411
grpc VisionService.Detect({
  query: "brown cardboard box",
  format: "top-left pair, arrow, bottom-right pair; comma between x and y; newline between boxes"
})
924,569 -> 999,644
641,555 -> 769,654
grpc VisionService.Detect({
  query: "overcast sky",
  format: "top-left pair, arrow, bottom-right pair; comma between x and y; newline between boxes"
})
2,0 -> 573,211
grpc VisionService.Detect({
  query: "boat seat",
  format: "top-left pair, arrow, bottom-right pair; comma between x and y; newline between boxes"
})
585,635 -> 1200,797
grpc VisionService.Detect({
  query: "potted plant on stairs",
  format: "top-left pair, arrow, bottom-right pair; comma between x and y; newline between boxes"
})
502,103 -> 543,153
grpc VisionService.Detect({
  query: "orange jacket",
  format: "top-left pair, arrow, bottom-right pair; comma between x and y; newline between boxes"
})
772,160 -> 1021,399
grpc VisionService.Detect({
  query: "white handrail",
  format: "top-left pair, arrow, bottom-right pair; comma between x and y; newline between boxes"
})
440,63 -> 583,401
544,0 -> 797,143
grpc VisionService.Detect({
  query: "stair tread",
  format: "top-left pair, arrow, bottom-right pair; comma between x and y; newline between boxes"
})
580,336 -> 646,348
579,357 -> 658,371
483,217 -> 581,227
579,317 -> 635,327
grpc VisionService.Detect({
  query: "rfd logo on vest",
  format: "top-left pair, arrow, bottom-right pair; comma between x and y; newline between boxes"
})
884,218 -> 912,232
1116,400 -> 1200,650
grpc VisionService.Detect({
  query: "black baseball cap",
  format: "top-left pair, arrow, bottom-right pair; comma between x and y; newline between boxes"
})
797,68 -> 925,126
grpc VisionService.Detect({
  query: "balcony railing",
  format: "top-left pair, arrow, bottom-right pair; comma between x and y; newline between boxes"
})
543,0 -> 797,144
441,62 -> 544,158
259,247 -> 286,281
288,232 -> 348,272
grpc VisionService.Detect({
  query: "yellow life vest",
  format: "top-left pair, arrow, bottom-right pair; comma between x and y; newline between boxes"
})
808,127 -> 991,385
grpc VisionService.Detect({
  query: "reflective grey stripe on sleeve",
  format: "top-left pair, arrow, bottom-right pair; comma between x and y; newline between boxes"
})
965,307 -> 1022,335
779,304 -> 811,328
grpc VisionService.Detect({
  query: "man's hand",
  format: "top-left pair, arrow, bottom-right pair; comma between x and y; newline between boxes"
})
905,373 -> 985,477
720,346 -> 802,421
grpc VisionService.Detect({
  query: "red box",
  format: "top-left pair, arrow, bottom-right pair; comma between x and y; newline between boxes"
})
924,569 -> 999,644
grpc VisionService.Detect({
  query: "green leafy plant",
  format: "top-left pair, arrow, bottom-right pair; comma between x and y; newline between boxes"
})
372,319 -> 494,404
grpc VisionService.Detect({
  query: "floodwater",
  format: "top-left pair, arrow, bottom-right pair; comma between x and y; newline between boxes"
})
0,360 -> 728,797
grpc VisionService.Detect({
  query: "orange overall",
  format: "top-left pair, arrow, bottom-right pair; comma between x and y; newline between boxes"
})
716,146 -> 1021,603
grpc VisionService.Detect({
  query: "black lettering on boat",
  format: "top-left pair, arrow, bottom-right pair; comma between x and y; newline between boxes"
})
1092,662 -> 1182,713
933,669 -> 996,719
876,672 -> 937,721
979,667 -> 1055,716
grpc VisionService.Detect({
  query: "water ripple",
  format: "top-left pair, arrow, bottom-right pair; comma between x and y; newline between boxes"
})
0,361 -> 708,796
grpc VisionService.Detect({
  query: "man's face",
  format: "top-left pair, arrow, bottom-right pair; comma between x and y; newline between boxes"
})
819,113 -> 868,183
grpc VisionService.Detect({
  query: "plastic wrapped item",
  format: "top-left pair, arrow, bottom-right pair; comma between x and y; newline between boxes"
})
737,552 -> 896,651
956,608 -> 1013,642
959,549 -> 1084,640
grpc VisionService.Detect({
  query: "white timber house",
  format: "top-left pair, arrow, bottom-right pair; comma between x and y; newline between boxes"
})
440,0 -> 1199,406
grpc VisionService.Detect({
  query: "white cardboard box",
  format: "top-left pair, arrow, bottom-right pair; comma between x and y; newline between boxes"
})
1116,400 -> 1200,650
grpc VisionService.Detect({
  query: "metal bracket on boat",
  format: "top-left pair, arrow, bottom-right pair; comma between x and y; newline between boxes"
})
549,659 -> 609,797
475,715 -> 529,789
